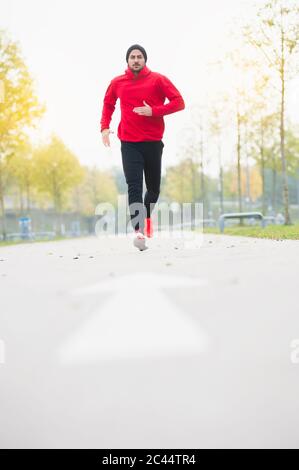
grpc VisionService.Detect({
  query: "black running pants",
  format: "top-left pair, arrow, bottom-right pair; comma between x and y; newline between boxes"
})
121,140 -> 164,231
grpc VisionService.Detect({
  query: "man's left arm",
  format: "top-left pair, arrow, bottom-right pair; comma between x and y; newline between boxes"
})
151,75 -> 185,117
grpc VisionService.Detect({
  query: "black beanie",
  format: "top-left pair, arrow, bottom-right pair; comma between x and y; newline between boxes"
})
126,44 -> 147,63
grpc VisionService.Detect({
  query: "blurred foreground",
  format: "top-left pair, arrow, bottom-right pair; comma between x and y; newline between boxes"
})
0,234 -> 299,448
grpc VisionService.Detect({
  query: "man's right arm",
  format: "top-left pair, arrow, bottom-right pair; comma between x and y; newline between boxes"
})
100,80 -> 117,146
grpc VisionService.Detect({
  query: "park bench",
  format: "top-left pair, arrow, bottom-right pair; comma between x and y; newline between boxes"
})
219,211 -> 265,233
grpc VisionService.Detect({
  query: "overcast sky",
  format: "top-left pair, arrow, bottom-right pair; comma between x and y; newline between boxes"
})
1,0 -> 298,176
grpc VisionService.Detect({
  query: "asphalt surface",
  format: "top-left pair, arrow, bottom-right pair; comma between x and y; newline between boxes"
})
0,233 -> 299,448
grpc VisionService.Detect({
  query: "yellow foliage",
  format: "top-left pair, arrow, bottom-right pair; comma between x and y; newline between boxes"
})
229,165 -> 262,201
32,135 -> 85,211
70,166 -> 118,216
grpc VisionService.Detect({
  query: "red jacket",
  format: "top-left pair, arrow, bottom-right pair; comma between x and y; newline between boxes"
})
100,65 -> 185,142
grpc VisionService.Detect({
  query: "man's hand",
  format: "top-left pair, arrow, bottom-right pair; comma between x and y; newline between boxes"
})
101,129 -> 114,147
133,101 -> 152,116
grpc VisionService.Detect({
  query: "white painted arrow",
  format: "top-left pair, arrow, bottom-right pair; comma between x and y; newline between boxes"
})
58,272 -> 209,364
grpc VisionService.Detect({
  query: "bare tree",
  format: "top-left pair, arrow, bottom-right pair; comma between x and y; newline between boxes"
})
243,0 -> 299,224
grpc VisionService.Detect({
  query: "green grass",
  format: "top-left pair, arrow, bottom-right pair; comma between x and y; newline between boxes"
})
0,235 -> 88,247
203,223 -> 299,240
1,225 -> 299,245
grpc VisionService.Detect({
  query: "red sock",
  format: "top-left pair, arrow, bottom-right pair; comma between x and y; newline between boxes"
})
144,218 -> 153,237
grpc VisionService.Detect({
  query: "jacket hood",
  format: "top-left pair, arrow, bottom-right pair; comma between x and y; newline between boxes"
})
125,65 -> 151,80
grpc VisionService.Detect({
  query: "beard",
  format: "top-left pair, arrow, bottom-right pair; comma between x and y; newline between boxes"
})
129,64 -> 144,73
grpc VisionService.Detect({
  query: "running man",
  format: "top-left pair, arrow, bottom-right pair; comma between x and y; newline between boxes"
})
100,44 -> 185,250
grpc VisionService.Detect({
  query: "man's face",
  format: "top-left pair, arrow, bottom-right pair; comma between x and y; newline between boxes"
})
128,49 -> 146,73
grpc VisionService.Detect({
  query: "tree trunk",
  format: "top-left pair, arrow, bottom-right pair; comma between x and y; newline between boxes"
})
26,179 -> 31,212
191,161 -> 196,203
271,152 -> 277,213
218,139 -> 224,214
200,130 -> 205,217
260,124 -> 266,216
245,152 -> 251,211
244,125 -> 251,210
55,192 -> 63,237
19,188 -> 24,215
280,11 -> 292,225
237,111 -> 243,224
52,171 -> 62,237
200,166 -> 204,197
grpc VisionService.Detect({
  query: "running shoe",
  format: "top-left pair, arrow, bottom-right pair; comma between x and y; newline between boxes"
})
133,230 -> 148,251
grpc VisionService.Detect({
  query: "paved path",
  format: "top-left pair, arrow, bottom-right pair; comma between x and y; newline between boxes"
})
0,234 -> 299,448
